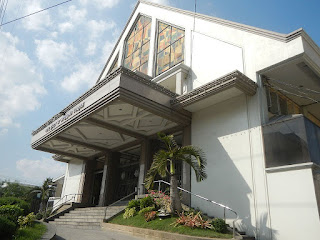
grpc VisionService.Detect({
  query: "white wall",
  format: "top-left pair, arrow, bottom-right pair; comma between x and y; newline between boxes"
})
191,94 -> 272,239
61,159 -> 85,202
267,168 -> 320,240
191,32 -> 244,88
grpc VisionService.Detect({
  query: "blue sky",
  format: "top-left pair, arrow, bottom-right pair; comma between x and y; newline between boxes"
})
0,0 -> 319,185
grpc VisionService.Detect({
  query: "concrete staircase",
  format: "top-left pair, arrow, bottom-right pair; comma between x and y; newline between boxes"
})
51,201 -> 128,229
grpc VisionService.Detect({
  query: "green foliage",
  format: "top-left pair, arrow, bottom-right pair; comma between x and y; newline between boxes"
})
14,222 -> 47,240
0,197 -> 30,215
0,205 -> 23,223
35,212 -> 43,220
212,218 -> 228,233
144,211 -> 157,222
140,196 -> 154,209
138,206 -> 155,216
0,182 -> 33,201
145,132 -> 207,190
123,207 -> 136,219
18,212 -> 36,229
127,199 -> 140,210
0,216 -> 16,238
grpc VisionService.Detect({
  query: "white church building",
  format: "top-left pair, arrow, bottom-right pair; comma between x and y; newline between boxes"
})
31,1 -> 320,239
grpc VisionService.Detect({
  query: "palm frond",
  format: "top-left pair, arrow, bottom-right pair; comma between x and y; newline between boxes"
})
144,150 -> 169,189
178,146 -> 207,182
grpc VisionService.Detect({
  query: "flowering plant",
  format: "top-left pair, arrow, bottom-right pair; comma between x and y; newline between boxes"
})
146,190 -> 171,212
173,211 -> 213,229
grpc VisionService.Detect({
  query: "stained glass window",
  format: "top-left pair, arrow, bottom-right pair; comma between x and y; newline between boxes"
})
156,22 -> 184,75
123,15 -> 151,74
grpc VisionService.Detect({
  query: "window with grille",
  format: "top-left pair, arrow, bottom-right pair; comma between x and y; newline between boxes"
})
156,22 -> 185,76
123,15 -> 151,75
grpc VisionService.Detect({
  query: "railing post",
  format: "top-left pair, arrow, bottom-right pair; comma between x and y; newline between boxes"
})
224,207 -> 226,221
158,181 -> 161,192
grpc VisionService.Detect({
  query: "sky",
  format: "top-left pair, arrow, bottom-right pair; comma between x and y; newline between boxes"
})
0,0 -> 320,186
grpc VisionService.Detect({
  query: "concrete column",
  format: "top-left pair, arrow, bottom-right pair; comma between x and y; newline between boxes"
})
98,154 -> 110,206
176,71 -> 183,95
138,140 -> 151,195
81,159 -> 96,205
105,152 -> 120,205
182,125 -> 191,206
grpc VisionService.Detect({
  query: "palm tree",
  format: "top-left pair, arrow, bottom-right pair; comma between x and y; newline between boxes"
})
145,133 -> 207,214
31,178 -> 54,213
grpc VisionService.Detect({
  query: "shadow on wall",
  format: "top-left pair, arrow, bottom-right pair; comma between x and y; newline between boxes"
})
190,94 -> 275,240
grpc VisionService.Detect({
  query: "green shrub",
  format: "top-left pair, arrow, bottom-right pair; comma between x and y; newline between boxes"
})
0,216 -> 16,238
18,212 -> 36,229
212,218 -> 228,233
123,207 -> 136,219
0,197 -> 30,215
36,212 -> 43,220
127,199 -> 140,210
140,196 -> 153,209
0,205 -> 23,223
138,206 -> 155,216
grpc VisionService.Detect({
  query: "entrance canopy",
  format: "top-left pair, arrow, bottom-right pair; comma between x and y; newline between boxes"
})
31,67 -> 191,162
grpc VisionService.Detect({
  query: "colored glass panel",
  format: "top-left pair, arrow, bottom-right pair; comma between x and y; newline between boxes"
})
171,27 -> 184,43
140,62 -> 148,75
157,46 -> 170,75
144,17 -> 151,26
170,37 -> 184,67
141,42 -> 149,64
159,22 -> 168,32
123,15 -> 151,74
133,29 -> 143,53
143,23 -> 151,44
124,56 -> 132,69
131,48 -> 141,70
158,26 -> 171,52
126,37 -> 134,57
135,16 -> 144,33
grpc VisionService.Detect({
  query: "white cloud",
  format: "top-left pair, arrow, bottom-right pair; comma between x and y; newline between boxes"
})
35,39 -> 76,70
58,22 -> 74,33
80,0 -> 120,9
0,32 -> 46,130
22,1 -> 52,31
85,42 -> 97,56
16,157 -> 65,184
60,5 -> 87,24
87,20 -> 116,40
61,62 -> 101,92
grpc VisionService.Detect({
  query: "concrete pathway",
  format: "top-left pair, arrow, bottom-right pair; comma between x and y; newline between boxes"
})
52,225 -> 144,240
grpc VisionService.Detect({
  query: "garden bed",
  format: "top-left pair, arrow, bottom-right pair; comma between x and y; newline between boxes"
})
14,222 -> 47,240
108,214 -> 232,239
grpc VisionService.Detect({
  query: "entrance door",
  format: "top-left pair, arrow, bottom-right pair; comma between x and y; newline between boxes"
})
92,172 -> 103,205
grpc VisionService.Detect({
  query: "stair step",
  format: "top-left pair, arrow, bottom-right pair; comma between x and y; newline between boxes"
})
51,222 -> 100,230
55,218 -> 101,223
52,221 -> 100,226
60,215 -> 104,219
65,212 -> 105,216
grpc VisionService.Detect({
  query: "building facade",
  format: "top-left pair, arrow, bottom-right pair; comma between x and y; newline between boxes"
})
31,1 -> 320,239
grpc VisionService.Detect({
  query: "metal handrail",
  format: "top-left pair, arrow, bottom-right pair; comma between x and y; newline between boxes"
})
103,191 -> 137,220
150,180 -> 239,239
47,193 -> 82,214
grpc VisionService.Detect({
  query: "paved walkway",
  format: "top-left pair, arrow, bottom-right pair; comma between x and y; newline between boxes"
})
52,225 -> 144,240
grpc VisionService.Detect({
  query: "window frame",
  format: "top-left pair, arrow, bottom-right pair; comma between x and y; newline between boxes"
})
153,19 -> 185,77
121,13 -> 152,75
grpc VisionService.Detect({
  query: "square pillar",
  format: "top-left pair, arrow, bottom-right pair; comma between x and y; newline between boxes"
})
98,154 -> 110,206
81,159 -> 96,205
182,125 -> 191,206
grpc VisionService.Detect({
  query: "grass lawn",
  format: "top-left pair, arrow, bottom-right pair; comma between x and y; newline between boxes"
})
14,222 -> 47,240
108,214 -> 233,239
